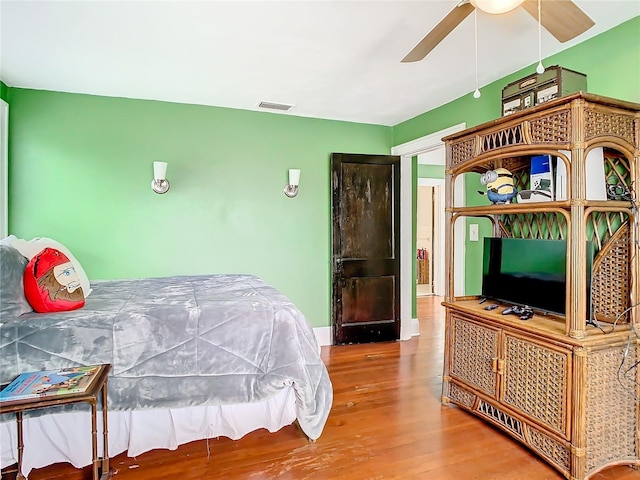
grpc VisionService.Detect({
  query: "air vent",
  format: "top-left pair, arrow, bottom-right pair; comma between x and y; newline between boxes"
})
257,101 -> 294,112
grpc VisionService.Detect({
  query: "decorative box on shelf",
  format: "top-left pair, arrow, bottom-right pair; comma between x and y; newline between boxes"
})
501,65 -> 587,116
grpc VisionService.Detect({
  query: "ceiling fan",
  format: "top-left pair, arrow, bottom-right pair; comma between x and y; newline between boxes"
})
402,0 -> 595,63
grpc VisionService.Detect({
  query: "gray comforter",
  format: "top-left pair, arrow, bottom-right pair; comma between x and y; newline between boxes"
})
0,274 -> 332,440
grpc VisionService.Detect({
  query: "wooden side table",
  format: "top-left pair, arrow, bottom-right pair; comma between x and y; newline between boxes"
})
0,364 -> 112,480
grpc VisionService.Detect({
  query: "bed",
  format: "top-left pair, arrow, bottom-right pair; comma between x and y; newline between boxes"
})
0,243 -> 333,477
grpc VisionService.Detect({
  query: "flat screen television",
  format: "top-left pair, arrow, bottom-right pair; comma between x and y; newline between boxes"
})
481,237 -> 594,316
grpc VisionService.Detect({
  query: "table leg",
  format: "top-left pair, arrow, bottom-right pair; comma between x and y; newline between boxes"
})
101,380 -> 110,479
91,401 -> 98,480
16,412 -> 25,480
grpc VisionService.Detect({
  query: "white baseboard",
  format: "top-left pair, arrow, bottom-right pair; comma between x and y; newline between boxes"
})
313,326 -> 332,347
411,317 -> 420,337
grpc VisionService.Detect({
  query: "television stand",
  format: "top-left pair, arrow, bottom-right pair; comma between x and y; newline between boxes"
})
441,93 -> 639,480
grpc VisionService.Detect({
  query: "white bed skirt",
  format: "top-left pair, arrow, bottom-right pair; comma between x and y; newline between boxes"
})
0,387 -> 296,478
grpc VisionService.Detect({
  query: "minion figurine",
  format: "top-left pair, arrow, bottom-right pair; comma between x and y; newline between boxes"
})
478,168 -> 517,204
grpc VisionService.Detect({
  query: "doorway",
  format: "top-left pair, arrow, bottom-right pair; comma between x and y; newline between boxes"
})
416,184 -> 435,297
392,123 -> 465,339
416,182 -> 444,297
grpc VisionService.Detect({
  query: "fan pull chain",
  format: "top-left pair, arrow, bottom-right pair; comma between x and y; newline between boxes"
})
536,0 -> 544,74
473,8 -> 481,98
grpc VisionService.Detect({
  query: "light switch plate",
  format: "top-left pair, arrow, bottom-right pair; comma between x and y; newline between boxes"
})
469,224 -> 479,242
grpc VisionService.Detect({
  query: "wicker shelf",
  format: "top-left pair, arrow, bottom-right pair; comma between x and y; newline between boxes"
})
450,200 -> 633,215
443,299 -> 633,345
441,93 -> 639,480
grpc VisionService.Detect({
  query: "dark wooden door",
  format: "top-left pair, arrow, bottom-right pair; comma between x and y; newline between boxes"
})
331,153 -> 400,345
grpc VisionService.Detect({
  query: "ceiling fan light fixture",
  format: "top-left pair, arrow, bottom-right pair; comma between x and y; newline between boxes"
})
535,0 -> 545,74
470,0 -> 525,14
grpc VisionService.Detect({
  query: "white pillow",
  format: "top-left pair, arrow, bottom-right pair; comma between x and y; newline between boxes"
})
0,235 -> 17,245
8,236 -> 92,298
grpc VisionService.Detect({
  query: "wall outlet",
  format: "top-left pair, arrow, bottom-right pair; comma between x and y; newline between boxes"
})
469,224 -> 479,242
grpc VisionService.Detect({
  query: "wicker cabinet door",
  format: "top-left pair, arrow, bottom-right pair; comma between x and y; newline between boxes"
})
501,333 -> 571,438
449,315 -> 499,398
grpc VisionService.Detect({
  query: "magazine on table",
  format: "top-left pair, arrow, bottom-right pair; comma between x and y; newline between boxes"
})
0,365 -> 101,402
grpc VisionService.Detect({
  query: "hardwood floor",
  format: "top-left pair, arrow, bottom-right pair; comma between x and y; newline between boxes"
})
6,297 -> 639,479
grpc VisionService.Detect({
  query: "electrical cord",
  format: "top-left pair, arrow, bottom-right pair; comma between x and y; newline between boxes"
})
591,181 -> 640,399
614,181 -> 640,399
615,302 -> 640,401
588,182 -> 638,334
617,335 -> 639,402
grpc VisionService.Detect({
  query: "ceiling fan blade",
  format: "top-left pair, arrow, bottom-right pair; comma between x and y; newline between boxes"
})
402,2 -> 475,63
521,0 -> 595,43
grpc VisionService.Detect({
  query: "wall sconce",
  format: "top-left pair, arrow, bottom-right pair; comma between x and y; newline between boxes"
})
284,169 -> 301,198
151,161 -> 170,194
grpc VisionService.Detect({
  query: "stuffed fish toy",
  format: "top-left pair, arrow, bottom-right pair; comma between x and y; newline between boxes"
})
478,168 -> 517,204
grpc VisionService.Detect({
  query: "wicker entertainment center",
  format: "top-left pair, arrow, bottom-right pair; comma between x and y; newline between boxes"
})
441,92 -> 639,480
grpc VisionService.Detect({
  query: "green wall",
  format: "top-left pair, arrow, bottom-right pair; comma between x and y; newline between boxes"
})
394,16 -> 640,295
0,82 -> 8,102
7,89 -> 392,328
418,164 -> 445,179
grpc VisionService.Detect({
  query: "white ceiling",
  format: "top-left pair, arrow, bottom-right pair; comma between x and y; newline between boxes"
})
1,1 -> 638,126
